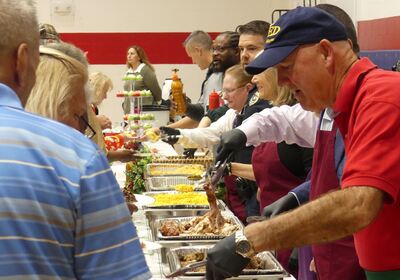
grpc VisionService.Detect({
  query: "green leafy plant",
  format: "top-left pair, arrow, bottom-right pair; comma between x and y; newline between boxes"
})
215,182 -> 227,201
125,156 -> 152,194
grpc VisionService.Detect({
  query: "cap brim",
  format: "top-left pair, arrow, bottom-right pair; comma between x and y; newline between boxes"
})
245,45 -> 298,74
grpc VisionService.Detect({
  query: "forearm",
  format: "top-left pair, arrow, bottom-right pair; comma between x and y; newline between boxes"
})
198,116 -> 212,128
239,104 -> 318,148
230,163 -> 255,181
179,127 -> 221,148
245,186 -> 384,252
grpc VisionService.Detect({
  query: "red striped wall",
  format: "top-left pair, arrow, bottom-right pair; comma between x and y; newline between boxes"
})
60,32 -> 220,65
358,16 -> 400,50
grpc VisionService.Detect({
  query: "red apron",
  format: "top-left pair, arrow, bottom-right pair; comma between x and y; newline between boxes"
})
310,123 -> 366,280
224,175 -> 247,223
253,142 -> 304,209
253,142 -> 304,275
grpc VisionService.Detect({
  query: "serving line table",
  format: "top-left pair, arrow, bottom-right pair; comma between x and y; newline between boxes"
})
112,161 -> 296,279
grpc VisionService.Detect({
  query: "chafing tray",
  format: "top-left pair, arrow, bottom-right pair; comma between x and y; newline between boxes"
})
152,156 -> 213,169
155,215 -> 243,241
142,191 -> 209,209
167,246 -> 287,280
146,176 -> 202,192
150,212 -> 240,264
146,163 -> 205,177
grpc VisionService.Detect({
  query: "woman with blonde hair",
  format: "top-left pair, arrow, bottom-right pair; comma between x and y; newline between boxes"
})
226,67 -> 313,274
90,71 -> 113,109
89,71 -> 112,129
26,43 -> 90,133
88,71 -> 137,162
122,45 -> 162,113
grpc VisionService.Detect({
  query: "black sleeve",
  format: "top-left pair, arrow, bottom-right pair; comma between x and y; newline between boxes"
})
277,142 -> 314,179
185,103 -> 204,122
205,105 -> 229,122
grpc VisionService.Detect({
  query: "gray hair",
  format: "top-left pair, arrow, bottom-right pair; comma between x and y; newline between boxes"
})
0,0 -> 38,55
183,30 -> 213,50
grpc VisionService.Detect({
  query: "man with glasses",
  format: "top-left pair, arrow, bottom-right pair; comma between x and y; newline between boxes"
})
161,31 -> 241,131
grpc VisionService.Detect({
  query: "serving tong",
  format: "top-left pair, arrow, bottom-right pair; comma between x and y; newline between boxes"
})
187,153 -> 231,186
165,259 -> 207,278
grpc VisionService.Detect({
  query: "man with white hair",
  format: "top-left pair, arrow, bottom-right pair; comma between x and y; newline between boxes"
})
0,1 -> 150,279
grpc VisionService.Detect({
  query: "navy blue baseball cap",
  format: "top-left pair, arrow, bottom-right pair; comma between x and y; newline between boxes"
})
246,6 -> 349,74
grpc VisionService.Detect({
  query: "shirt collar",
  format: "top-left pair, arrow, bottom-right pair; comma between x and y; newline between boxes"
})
332,57 -> 378,114
0,83 -> 24,110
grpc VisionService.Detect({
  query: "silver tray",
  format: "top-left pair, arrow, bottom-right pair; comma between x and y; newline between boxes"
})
146,176 -> 203,192
145,198 -> 229,243
167,245 -> 286,279
146,163 -> 205,177
155,214 -> 243,241
142,191 -> 209,209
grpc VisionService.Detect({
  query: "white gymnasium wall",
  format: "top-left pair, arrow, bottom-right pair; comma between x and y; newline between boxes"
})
319,0 -> 400,22
36,0 -> 394,122
36,0 -> 293,122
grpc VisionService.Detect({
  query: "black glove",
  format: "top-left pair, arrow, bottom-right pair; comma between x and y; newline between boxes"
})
183,148 -> 196,159
160,126 -> 180,145
216,129 -> 247,163
262,193 -> 299,218
206,234 -> 250,280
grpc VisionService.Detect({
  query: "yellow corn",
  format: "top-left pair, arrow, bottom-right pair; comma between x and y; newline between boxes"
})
174,184 -> 195,192
151,192 -> 208,206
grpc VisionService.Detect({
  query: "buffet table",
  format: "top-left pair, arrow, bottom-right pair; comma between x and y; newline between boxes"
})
111,161 -> 297,280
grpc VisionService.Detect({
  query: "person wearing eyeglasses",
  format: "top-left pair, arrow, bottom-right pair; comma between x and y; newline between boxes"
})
160,64 -> 271,222
154,31 -> 241,134
1,2 -> 150,279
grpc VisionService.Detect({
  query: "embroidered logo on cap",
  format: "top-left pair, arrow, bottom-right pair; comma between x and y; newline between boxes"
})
266,25 -> 280,43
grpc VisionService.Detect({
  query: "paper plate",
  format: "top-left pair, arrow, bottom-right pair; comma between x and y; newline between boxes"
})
134,194 -> 155,207
141,240 -> 162,253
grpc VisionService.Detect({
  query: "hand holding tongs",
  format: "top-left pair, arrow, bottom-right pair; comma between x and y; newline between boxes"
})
159,126 -> 182,145
164,259 -> 207,278
206,153 -> 234,190
189,153 -> 233,188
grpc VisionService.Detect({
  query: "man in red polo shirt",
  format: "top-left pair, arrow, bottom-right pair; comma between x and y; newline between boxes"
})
206,6 -> 400,280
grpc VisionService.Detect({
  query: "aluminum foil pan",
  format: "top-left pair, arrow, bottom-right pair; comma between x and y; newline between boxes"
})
155,214 -> 243,241
167,245 -> 285,278
142,191 -> 209,209
152,156 -> 213,169
146,176 -> 202,192
146,163 -> 205,177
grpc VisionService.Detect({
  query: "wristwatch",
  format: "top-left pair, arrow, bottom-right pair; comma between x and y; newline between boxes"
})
235,230 -> 255,258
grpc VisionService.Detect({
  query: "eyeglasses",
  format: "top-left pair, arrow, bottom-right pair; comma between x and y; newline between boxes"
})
221,85 -> 246,95
212,45 -> 237,53
75,113 -> 96,139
